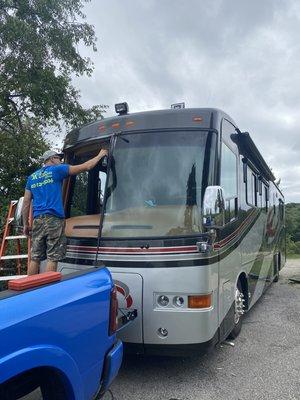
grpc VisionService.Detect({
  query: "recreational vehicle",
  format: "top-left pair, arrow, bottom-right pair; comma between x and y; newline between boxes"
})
59,104 -> 285,355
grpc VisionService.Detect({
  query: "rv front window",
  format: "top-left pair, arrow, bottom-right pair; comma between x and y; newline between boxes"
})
102,130 -> 216,238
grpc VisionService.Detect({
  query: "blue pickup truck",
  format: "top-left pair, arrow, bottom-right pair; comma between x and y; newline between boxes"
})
0,267 -> 123,399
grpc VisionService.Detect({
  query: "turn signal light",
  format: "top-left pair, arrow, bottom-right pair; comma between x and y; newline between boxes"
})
188,294 -> 212,309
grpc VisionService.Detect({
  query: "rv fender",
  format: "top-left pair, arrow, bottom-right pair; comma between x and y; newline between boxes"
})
0,345 -> 84,400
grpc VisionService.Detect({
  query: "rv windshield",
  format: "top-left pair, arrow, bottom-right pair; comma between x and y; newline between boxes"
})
102,130 -> 216,238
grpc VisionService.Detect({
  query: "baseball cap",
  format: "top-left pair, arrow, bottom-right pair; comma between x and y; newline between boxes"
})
41,150 -> 63,162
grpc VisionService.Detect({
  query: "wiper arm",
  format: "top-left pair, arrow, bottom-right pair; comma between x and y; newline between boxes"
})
120,136 -> 130,143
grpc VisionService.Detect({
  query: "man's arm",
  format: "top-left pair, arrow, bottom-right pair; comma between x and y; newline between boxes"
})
69,149 -> 108,176
22,189 -> 32,236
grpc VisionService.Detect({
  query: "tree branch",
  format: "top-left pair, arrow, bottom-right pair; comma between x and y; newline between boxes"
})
6,96 -> 23,131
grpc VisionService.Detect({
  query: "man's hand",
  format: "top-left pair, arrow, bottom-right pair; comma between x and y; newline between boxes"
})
69,148 -> 109,175
98,149 -> 108,159
23,225 -> 32,236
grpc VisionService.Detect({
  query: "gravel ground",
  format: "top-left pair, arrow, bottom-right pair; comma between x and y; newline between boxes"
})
24,259 -> 300,400
104,259 -> 300,400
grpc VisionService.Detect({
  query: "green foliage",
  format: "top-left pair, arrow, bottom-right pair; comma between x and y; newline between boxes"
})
0,0 -> 107,235
0,0 -> 105,130
285,203 -> 300,254
0,121 -> 49,200
70,171 -> 88,216
0,120 -> 49,232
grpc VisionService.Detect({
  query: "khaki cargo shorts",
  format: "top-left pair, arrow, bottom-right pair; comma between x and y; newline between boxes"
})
31,215 -> 67,261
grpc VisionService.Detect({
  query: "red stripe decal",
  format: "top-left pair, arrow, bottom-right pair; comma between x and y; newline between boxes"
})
67,245 -> 198,254
213,209 -> 258,250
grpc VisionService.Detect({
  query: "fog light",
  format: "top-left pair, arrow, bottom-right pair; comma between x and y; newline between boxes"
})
157,295 -> 169,307
157,327 -> 168,337
173,296 -> 184,307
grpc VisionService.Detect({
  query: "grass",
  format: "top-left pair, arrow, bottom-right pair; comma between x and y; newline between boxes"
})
287,254 -> 300,259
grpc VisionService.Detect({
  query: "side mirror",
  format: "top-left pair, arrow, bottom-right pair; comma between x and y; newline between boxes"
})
202,186 -> 225,229
14,197 -> 24,231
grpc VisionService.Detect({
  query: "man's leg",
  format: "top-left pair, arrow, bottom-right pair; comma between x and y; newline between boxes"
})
46,260 -> 58,272
28,259 -> 40,275
46,216 -> 66,273
29,218 -> 46,275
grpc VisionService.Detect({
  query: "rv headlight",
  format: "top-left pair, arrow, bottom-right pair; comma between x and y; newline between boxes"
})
173,296 -> 184,307
157,295 -> 169,307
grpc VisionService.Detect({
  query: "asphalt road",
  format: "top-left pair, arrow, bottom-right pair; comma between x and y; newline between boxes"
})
104,259 -> 300,400
24,259 -> 300,400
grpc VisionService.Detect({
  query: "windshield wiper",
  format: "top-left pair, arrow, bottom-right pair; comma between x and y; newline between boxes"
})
111,224 -> 153,229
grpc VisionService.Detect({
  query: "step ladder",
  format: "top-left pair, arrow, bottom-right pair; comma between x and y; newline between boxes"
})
0,200 -> 31,275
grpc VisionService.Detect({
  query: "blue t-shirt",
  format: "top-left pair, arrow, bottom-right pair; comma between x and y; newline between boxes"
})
25,164 -> 69,218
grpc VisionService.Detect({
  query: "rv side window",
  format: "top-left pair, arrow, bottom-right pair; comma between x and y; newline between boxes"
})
246,166 -> 257,207
70,172 -> 89,216
273,193 -> 276,215
258,179 -> 263,208
264,185 -> 269,211
221,143 -> 237,222
68,164 -> 107,217
279,199 -> 284,221
99,171 -> 107,205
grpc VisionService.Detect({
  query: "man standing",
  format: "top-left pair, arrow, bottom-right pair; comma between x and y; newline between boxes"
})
22,148 -> 108,275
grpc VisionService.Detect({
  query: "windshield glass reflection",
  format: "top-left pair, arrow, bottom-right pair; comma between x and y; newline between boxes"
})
102,130 -> 215,238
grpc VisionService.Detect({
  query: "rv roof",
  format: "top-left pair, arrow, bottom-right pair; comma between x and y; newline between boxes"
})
63,107 -> 233,150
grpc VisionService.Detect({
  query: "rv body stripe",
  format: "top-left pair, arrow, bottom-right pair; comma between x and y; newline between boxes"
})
66,208 -> 259,258
213,208 -> 257,249
67,244 -> 198,254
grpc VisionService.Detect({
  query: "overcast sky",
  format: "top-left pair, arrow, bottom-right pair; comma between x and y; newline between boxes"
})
72,0 -> 300,203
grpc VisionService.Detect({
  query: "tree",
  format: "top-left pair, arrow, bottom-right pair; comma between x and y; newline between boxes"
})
0,120 -> 49,232
0,0 -> 105,131
285,203 -> 300,255
0,0 -> 107,231
286,203 -> 300,242
0,120 -> 49,200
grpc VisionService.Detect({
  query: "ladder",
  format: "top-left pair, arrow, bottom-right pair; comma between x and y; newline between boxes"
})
0,200 -> 31,275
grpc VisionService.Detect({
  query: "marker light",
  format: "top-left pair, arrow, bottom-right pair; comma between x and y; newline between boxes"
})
115,102 -> 129,115
188,294 -> 212,309
157,295 -> 169,307
193,117 -> 203,122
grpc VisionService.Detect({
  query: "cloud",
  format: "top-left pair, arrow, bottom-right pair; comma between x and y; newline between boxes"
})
71,0 -> 300,202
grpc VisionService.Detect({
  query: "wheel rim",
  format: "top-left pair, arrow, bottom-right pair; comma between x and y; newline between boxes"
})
234,288 -> 244,324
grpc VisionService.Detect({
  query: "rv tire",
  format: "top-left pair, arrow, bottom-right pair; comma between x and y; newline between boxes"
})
227,281 -> 244,340
273,253 -> 279,283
